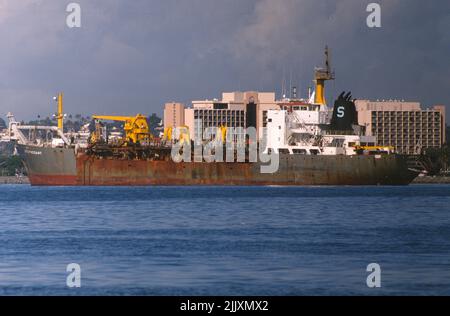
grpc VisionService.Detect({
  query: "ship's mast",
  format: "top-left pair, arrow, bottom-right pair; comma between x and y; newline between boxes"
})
55,92 -> 64,132
314,46 -> 335,105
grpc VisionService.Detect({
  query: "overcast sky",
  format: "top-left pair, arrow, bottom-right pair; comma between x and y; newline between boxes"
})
0,0 -> 449,121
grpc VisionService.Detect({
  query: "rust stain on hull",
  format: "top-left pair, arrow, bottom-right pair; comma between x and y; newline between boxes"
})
28,174 -> 78,186
75,153 -> 418,186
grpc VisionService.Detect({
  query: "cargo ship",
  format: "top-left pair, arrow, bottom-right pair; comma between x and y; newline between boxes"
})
11,91 -> 419,186
10,49 -> 419,186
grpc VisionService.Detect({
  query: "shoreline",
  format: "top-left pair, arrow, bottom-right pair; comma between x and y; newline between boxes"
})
1,176 -> 450,185
412,176 -> 450,184
0,176 -> 30,184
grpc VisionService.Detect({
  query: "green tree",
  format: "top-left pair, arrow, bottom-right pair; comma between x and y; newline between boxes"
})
148,113 -> 162,136
0,156 -> 25,176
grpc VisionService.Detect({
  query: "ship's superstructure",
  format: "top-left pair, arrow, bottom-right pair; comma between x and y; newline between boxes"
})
266,93 -> 393,157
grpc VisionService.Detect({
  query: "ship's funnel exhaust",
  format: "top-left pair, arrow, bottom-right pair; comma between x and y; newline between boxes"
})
329,91 -> 358,132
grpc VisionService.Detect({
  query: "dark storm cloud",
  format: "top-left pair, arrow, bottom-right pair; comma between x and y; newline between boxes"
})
0,0 -> 449,121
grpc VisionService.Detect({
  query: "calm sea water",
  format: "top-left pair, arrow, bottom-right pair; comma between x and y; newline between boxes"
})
0,184 -> 449,295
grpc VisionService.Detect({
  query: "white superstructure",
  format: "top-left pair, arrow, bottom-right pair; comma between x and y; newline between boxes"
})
265,104 -> 388,156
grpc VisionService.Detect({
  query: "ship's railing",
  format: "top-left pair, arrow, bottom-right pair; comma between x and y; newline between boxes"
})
14,125 -> 71,147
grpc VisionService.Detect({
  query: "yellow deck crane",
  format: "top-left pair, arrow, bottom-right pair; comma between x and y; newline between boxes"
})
54,92 -> 64,132
314,46 -> 335,105
163,125 -> 191,145
91,114 -> 152,145
218,125 -> 227,142
163,125 -> 225,145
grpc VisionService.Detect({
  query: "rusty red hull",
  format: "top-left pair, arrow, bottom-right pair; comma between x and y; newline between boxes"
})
76,153 -> 418,186
17,144 -> 418,186
28,174 -> 78,186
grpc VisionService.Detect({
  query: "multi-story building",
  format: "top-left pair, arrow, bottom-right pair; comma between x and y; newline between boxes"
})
163,102 -> 185,130
221,91 -> 279,139
182,91 -> 279,143
184,100 -> 246,143
356,100 -> 446,154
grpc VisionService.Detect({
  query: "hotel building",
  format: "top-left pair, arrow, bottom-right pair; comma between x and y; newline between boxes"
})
356,100 -> 446,154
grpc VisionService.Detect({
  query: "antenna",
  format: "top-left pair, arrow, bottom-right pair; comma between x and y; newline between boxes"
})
281,66 -> 287,100
289,69 -> 292,99
325,45 -> 330,74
